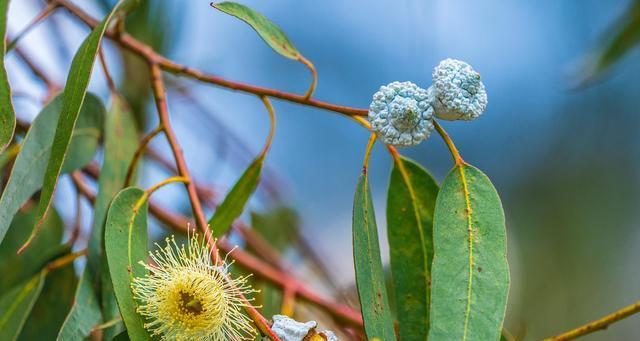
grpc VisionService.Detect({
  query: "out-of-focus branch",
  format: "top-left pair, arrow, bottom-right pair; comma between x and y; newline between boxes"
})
12,45 -> 59,97
52,0 -> 368,118
543,300 -> 640,341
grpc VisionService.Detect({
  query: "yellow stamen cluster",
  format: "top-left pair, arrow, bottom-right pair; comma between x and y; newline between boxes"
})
132,234 -> 256,340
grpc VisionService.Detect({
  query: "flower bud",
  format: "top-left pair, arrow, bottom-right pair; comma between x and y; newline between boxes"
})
431,58 -> 487,120
368,81 -> 434,147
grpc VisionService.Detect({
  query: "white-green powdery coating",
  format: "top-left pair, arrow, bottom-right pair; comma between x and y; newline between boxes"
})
368,81 -> 434,147
269,315 -> 338,341
431,58 -> 488,121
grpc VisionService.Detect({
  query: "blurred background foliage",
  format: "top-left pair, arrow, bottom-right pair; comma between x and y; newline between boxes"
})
4,0 -> 640,340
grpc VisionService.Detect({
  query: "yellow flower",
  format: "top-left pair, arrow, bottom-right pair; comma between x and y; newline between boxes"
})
132,234 -> 256,340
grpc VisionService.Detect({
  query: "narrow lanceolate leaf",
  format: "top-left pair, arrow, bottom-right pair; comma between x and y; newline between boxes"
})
387,157 -> 438,340
583,0 -> 640,81
0,208 -> 63,293
212,2 -> 301,60
0,0 -> 16,153
353,173 -> 396,341
30,0 -> 126,247
0,93 -> 104,246
0,272 -> 46,340
105,187 -> 151,341
59,97 -> 138,340
429,164 -> 509,341
210,155 -> 264,238
20,262 -> 76,341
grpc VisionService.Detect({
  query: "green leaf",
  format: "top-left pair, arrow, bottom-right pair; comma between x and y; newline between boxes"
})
0,93 -> 104,246
0,272 -> 46,340
105,187 -> 151,341
250,206 -> 299,250
386,157 -> 438,340
428,164 -> 510,341
210,155 -> 264,237
352,173 -> 396,341
112,331 -> 130,341
0,208 -> 64,293
19,262 -> 77,341
212,2 -> 301,60
57,274 -> 102,341
59,97 -> 138,340
32,0 -> 126,244
584,0 -> 640,80
0,0 -> 16,153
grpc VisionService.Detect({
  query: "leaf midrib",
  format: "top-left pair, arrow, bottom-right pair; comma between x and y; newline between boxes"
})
458,164 -> 474,341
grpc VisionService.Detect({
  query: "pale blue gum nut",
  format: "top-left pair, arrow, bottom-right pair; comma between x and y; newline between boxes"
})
431,58 -> 488,121
368,81 -> 435,147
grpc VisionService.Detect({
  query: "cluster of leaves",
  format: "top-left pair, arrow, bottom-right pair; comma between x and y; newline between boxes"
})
0,1 -> 515,341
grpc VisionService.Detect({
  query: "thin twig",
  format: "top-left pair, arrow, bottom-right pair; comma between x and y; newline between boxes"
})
543,301 -> 640,341
434,120 -> 465,166
148,63 -> 211,241
149,63 -> 281,340
98,48 -> 118,95
53,0 -> 367,117
124,125 -> 164,186
6,2 -> 60,52
12,45 -> 59,97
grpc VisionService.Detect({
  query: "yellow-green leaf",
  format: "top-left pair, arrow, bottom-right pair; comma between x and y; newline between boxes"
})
0,93 -> 104,247
0,0 -> 16,153
429,164 -> 510,341
210,155 -> 264,238
212,2 -> 300,60
353,173 -> 396,340
105,187 -> 151,340
387,157 -> 438,340
0,208 -> 64,293
0,272 -> 46,340
19,262 -> 76,341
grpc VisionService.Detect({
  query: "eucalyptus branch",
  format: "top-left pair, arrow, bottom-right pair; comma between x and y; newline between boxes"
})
149,63 -> 282,340
6,2 -> 59,52
77,166 -> 364,328
544,300 -> 640,341
98,48 -> 118,95
11,44 -> 58,97
148,63 -> 211,240
52,0 -> 367,117
124,124 -> 164,187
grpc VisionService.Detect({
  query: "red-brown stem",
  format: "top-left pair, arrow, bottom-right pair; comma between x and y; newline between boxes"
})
53,0 -> 367,118
12,45 -> 59,97
77,167 -> 364,328
234,223 -> 285,270
45,0 -> 367,329
6,2 -> 59,52
148,63 -> 211,245
98,48 -> 118,95
149,63 -> 281,340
